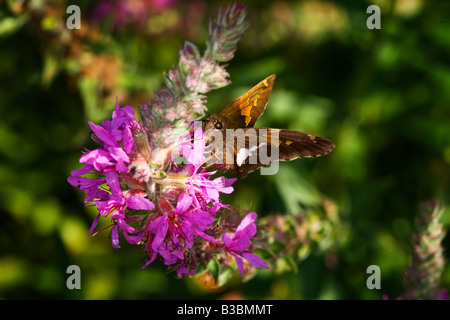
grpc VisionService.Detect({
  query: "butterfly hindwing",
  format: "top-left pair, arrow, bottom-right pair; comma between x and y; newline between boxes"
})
277,129 -> 336,160
230,128 -> 335,178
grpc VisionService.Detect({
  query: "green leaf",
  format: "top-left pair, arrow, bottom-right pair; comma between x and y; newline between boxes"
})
78,76 -> 111,122
298,245 -> 311,261
41,53 -> 60,87
269,241 -> 285,254
273,166 -> 322,213
0,14 -> 28,37
282,255 -> 298,273
206,259 -> 220,284
218,268 -> 234,287
255,248 -> 275,261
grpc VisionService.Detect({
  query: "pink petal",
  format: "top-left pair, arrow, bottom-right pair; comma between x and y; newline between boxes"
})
88,213 -> 101,236
113,215 -> 141,234
115,159 -> 130,173
108,146 -> 130,165
111,224 -> 120,248
106,170 -> 121,195
141,251 -> 158,269
70,164 -> 94,176
227,238 -> 252,252
89,121 -> 119,147
225,178 -> 237,187
222,232 -> 232,246
183,210 -> 214,227
122,126 -> 134,154
175,193 -> 193,214
233,223 -> 256,244
80,149 -> 113,171
219,186 -> 234,194
67,176 -> 81,188
151,217 -> 168,250
195,229 -> 219,244
236,212 -> 257,233
173,249 -> 184,260
206,188 -> 219,201
230,252 -> 245,281
119,106 -> 136,119
242,252 -> 269,269
113,97 -> 120,117
231,213 -> 257,245
127,196 -> 155,210
123,232 -> 144,244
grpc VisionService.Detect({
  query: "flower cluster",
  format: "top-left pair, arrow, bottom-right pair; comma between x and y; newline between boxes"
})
402,200 -> 448,300
138,2 -> 249,148
383,200 -> 448,300
92,0 -> 176,29
68,3 -> 269,282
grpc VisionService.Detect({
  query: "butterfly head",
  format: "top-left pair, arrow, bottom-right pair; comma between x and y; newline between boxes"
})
202,114 -> 228,146
203,114 -> 226,131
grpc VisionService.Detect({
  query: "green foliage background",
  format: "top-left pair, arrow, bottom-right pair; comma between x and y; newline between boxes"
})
0,0 -> 449,299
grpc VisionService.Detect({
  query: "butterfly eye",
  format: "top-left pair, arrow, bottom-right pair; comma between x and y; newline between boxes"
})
214,122 -> 223,129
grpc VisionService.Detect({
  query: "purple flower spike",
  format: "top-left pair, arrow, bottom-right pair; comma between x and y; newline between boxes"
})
223,213 -> 270,280
68,4 -> 273,284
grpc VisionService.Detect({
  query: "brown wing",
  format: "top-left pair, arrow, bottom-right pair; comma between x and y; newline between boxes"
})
276,129 -> 335,160
218,75 -> 276,129
231,128 -> 335,178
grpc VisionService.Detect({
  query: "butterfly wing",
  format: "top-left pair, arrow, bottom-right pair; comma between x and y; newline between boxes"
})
276,129 -> 336,160
205,74 -> 335,178
218,75 -> 276,129
231,128 -> 335,178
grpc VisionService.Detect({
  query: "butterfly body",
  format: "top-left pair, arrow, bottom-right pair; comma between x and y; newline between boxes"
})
203,75 -> 335,178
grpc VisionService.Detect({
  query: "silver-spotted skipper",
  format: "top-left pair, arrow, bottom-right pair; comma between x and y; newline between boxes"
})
202,74 -> 335,178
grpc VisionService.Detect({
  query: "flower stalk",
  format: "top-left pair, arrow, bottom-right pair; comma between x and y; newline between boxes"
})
402,200 -> 447,300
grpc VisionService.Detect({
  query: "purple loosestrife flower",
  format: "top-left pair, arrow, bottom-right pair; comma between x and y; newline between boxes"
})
383,201 -> 448,300
179,126 -> 207,168
68,100 -> 154,241
145,194 -> 217,264
182,130 -> 236,213
80,122 -> 130,173
222,212 -> 270,280
80,99 -> 139,173
402,200 -> 448,300
160,126 -> 236,213
69,3 -> 270,283
67,164 -> 108,203
93,170 -> 154,248
141,197 -> 217,270
91,0 -> 176,29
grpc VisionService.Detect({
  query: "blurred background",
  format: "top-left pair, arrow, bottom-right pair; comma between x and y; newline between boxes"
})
1,0 -> 449,299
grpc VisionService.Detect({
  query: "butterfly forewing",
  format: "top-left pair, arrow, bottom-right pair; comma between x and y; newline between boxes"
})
218,75 -> 276,128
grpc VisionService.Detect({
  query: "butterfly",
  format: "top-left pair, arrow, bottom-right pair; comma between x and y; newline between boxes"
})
202,74 -> 335,178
